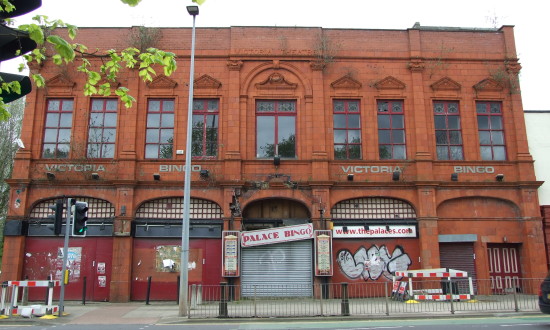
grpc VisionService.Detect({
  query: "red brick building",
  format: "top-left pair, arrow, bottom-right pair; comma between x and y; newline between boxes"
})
2,24 -> 546,302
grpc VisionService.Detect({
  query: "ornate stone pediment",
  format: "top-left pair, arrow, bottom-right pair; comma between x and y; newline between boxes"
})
473,78 -> 504,92
374,76 -> 406,90
46,74 -> 76,88
45,74 -> 76,95
146,74 -> 178,89
255,72 -> 297,90
330,76 -> 362,90
431,77 -> 461,91
473,77 -> 505,99
194,74 -> 222,89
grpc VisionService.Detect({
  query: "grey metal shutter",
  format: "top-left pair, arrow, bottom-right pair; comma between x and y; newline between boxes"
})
241,240 -> 312,297
439,243 -> 478,294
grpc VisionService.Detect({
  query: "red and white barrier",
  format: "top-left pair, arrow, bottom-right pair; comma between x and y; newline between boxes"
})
393,268 -> 474,301
1,280 -> 60,317
415,294 -> 471,301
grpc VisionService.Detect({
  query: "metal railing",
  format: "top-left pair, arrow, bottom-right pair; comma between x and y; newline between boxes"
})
185,278 -> 542,318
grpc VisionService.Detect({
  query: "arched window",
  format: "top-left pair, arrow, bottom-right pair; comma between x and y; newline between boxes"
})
331,197 -> 416,220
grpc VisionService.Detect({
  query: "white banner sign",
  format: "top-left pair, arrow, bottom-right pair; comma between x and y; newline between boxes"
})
332,225 -> 416,238
241,223 -> 314,247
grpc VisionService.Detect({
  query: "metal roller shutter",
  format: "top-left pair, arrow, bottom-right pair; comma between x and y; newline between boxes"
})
439,243 -> 478,294
241,240 -> 312,297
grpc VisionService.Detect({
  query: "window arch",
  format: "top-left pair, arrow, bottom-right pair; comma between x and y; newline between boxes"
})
30,197 -> 115,220
331,197 -> 416,220
136,197 -> 222,219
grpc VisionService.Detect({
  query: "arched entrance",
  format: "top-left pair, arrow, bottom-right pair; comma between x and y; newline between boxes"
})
240,198 -> 313,297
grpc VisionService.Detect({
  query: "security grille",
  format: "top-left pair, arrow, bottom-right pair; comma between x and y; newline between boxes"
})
331,197 -> 416,219
136,197 -> 222,219
30,197 -> 114,219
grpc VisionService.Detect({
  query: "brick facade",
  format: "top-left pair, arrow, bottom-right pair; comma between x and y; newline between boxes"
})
2,24 -> 546,302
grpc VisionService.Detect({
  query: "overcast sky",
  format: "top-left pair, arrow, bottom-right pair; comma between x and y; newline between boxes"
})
4,0 -> 548,110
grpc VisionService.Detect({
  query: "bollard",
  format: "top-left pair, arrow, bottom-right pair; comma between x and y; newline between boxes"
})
44,275 -> 51,305
513,284 -> 519,312
145,276 -> 152,305
384,281 -> 390,316
219,282 -> 228,318
190,284 -> 197,308
253,285 -> 257,317
341,282 -> 350,316
22,276 -> 28,306
447,279 -> 455,314
176,276 -> 180,305
82,277 -> 87,305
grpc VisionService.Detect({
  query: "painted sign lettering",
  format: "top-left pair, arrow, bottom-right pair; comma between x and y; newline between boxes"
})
45,164 -> 106,172
241,223 -> 314,247
159,165 -> 202,172
333,225 -> 417,238
453,166 -> 495,174
341,166 -> 402,174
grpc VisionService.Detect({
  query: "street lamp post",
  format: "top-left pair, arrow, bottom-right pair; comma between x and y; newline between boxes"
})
179,4 -> 199,317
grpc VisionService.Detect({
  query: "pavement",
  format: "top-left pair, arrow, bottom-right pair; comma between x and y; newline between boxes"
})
0,301 -> 545,326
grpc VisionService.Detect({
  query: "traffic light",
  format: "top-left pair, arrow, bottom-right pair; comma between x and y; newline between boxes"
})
48,199 -> 63,235
0,0 -> 42,103
72,201 -> 88,237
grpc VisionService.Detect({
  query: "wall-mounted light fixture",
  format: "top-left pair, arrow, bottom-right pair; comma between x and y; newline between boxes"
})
200,169 -> 209,179
91,173 -> 100,180
386,225 -> 391,231
273,155 -> 281,166
496,174 -> 504,182
46,172 -> 55,180
451,173 -> 458,181
392,171 -> 400,181
363,225 -> 369,231
347,174 -> 354,181
153,173 -> 161,181
343,226 -> 348,233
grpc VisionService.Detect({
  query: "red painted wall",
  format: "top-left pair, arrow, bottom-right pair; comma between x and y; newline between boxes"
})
131,238 -> 222,301
23,237 -> 113,301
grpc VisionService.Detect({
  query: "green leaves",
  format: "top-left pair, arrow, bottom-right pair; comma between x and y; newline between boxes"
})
47,35 -> 75,62
120,0 -> 142,6
73,46 -> 177,108
0,0 -> 180,116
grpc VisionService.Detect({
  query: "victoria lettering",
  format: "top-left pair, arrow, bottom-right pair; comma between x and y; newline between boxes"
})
342,166 -> 402,174
45,164 -> 106,172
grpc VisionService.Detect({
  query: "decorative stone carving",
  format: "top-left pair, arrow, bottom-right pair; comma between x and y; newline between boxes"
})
46,74 -> 76,88
430,77 -> 461,91
505,60 -> 522,75
330,76 -> 362,90
194,74 -> 222,89
473,78 -> 504,92
227,60 -> 243,71
374,76 -> 406,90
146,75 -> 178,89
309,60 -> 326,71
45,74 -> 76,95
255,72 -> 297,90
407,58 -> 425,72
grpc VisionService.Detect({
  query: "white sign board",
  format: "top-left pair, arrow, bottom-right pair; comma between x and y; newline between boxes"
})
241,223 -> 314,247
332,225 -> 416,238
